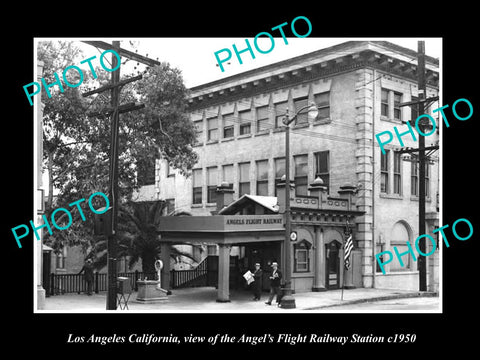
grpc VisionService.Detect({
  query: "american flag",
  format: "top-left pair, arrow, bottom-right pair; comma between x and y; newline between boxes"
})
344,233 -> 353,270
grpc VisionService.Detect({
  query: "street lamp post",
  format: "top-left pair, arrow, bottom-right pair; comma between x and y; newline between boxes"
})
280,103 -> 319,309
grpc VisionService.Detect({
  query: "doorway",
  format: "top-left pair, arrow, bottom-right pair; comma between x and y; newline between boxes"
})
243,242 -> 281,291
325,240 -> 341,289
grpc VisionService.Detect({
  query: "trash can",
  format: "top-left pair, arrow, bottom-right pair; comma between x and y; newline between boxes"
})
117,277 -> 131,295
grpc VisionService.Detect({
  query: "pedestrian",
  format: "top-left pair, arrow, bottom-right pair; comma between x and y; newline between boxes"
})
265,262 -> 282,306
79,259 -> 94,295
252,263 -> 263,301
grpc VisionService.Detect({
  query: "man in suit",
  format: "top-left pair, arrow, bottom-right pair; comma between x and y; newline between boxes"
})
265,262 -> 282,305
252,263 -> 263,301
78,259 -> 94,295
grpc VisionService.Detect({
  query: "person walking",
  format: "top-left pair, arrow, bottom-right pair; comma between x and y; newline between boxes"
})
265,262 -> 282,306
252,263 -> 263,301
78,259 -> 94,295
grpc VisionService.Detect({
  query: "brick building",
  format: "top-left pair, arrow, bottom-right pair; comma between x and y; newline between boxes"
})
140,40 -> 440,292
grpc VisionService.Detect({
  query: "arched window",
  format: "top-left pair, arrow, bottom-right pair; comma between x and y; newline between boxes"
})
294,240 -> 312,273
390,221 -> 413,271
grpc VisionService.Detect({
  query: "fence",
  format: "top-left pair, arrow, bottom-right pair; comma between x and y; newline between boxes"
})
47,271 -> 156,296
170,258 -> 208,289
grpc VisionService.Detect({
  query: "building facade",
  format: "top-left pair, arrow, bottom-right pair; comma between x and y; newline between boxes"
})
141,41 -> 440,292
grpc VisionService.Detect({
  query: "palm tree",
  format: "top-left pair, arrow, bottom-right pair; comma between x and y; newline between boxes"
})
91,200 -> 203,273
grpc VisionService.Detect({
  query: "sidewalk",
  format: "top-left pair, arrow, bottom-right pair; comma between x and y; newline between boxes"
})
41,286 -> 439,313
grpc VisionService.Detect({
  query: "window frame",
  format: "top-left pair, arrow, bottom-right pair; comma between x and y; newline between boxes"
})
192,168 -> 203,204
393,151 -> 402,195
238,162 -> 250,197
314,91 -> 330,121
294,154 -> 308,196
207,117 -> 218,141
256,159 -> 269,196
381,150 -> 389,194
314,151 -> 330,192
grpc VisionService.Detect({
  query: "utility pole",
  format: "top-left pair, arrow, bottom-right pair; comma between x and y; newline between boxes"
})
82,40 -> 160,310
397,41 -> 439,291
417,41 -> 427,292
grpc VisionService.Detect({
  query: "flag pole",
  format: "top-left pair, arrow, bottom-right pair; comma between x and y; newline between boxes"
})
341,221 -> 352,301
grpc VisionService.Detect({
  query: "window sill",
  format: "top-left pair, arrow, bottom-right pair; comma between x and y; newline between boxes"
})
220,137 -> 234,143
313,118 -> 332,126
410,196 -> 431,202
191,204 -> 203,208
376,270 -> 419,276
272,127 -> 285,133
237,134 -> 252,140
206,140 -> 219,145
380,115 -> 403,124
193,143 -> 203,147
254,130 -> 270,137
292,271 -> 314,277
379,193 -> 403,200
206,202 -> 217,207
293,123 -> 309,129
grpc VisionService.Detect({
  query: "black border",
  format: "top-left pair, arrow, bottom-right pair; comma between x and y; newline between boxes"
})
4,7 -> 478,355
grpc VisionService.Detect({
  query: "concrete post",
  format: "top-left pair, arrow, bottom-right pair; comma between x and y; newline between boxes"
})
312,227 -> 326,291
216,244 -> 231,302
160,243 -> 171,294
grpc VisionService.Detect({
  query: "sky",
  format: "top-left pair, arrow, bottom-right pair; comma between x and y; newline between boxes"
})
65,37 -> 442,89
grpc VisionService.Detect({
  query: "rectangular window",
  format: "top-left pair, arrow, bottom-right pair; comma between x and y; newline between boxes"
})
207,167 -> 218,203
411,161 -> 418,196
393,152 -> 402,195
223,125 -> 234,138
192,169 -> 203,204
410,161 -> 430,197
314,92 -> 330,120
314,151 -> 330,192
294,243 -> 310,272
223,113 -> 234,138
256,160 -> 269,196
294,154 -> 308,196
239,110 -> 251,135
194,120 -> 203,145
294,97 -> 308,125
394,92 -> 402,120
222,164 -> 234,189
274,157 -> 285,196
274,101 -> 288,128
381,89 -> 389,117
256,105 -> 270,132
411,96 -> 419,122
239,162 -> 250,196
207,117 -> 218,141
381,151 -> 389,193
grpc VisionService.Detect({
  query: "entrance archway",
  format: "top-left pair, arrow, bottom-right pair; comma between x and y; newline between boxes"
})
325,240 -> 341,289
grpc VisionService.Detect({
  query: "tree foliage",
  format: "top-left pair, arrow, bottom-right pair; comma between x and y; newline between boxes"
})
39,41 -> 198,268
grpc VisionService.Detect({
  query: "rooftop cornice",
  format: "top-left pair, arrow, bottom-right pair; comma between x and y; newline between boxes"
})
189,41 -> 439,98
187,42 -> 439,112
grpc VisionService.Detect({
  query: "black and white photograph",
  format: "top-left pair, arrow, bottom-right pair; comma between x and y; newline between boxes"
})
4,8 -> 479,356
30,37 -> 444,314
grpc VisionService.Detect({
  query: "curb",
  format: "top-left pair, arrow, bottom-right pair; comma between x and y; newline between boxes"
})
303,291 -> 439,310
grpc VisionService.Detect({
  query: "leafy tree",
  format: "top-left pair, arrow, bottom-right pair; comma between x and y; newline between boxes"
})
39,41 -> 198,270
92,200 -> 202,274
